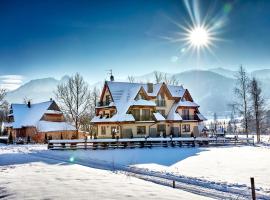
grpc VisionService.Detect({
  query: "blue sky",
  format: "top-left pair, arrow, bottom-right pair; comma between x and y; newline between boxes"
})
1,0 -> 270,89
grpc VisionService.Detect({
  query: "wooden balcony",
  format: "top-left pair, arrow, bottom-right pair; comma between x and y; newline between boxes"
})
181,115 -> 198,121
155,99 -> 166,107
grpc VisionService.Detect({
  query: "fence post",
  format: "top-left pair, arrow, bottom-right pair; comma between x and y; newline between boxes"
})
250,177 -> 256,200
172,180 -> 175,188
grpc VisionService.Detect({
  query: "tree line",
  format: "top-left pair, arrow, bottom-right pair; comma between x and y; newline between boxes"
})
0,73 -> 100,137
232,66 -> 265,142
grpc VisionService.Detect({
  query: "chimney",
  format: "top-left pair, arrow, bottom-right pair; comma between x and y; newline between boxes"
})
147,82 -> 153,93
27,101 -> 31,108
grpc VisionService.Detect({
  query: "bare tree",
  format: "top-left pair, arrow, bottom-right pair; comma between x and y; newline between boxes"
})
89,86 -> 100,118
228,103 -> 237,135
163,73 -> 170,85
154,71 -> 163,84
0,88 -> 6,103
160,73 -> 180,86
234,65 -> 250,137
213,112 -> 218,132
0,100 -> 9,122
0,89 -> 8,122
249,77 -> 264,142
55,73 -> 91,130
166,75 -> 179,86
128,76 -> 135,83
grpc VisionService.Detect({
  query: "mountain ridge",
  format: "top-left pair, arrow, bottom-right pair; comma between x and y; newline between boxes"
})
4,68 -> 270,116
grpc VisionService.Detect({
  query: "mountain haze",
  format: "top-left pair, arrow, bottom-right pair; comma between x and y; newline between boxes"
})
5,68 -> 270,117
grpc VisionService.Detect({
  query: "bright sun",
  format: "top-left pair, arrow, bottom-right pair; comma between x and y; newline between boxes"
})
188,26 -> 210,48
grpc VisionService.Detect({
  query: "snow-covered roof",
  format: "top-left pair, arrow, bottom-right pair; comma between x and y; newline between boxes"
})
153,112 -> 166,121
167,103 -> 182,121
131,99 -> 156,107
167,112 -> 183,121
196,113 -> 207,121
96,102 -> 116,108
91,114 -> 135,123
167,85 -> 186,98
91,81 -> 206,123
106,81 -> 185,106
44,110 -> 63,115
37,121 -> 76,132
10,100 -> 76,131
178,101 -> 199,107
11,101 -> 54,129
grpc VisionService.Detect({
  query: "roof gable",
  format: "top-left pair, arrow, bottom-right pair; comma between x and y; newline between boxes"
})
94,81 -> 194,123
11,101 -> 54,129
156,83 -> 174,99
135,86 -> 149,100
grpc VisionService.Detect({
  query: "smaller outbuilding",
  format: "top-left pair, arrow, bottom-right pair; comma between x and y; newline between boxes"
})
6,99 -> 77,143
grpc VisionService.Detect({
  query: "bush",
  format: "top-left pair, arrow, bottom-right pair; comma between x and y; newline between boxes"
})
27,135 -> 31,144
8,133 -> 13,144
44,133 -> 48,143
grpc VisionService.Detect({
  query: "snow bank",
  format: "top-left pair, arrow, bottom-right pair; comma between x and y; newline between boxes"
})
0,145 -> 209,200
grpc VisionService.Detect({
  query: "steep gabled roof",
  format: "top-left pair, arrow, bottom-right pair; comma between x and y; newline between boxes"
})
92,81 -> 192,123
9,100 -> 76,131
11,101 -> 54,128
106,81 -> 185,107
37,121 -> 76,132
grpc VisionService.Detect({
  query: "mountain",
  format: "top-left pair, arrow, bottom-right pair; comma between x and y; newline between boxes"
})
130,70 -> 170,83
251,69 -> 270,80
209,67 -> 237,79
5,68 -> 270,117
5,76 -> 103,104
171,70 -> 235,116
5,76 -> 68,103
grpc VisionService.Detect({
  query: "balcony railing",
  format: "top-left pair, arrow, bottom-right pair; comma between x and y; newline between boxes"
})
98,101 -> 111,107
133,114 -> 153,121
181,115 -> 197,120
155,99 -> 166,107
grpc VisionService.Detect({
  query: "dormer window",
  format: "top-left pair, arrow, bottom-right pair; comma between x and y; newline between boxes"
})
156,93 -> 165,107
135,91 -> 147,100
105,95 -> 111,105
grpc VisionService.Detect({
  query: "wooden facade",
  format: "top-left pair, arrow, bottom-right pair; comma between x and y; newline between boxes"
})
7,100 -> 78,143
91,81 -> 206,139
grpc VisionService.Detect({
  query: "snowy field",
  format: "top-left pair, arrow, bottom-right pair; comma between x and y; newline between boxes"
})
48,145 -> 270,196
0,144 -> 210,200
1,142 -> 270,199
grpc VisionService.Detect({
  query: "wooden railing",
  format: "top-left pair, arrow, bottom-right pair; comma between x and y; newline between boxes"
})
47,136 -> 254,150
155,100 -> 166,107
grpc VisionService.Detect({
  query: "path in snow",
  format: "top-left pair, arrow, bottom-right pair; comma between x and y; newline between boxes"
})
1,144 -> 270,199
0,144 -> 211,200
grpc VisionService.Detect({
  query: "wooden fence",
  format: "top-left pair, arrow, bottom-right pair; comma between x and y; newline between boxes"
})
47,136 -> 254,150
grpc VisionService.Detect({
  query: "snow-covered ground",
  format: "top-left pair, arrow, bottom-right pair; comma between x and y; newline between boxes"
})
0,144 -> 210,199
1,143 -> 270,199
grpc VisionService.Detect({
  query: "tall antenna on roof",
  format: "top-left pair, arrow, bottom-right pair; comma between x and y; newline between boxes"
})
107,69 -> 114,81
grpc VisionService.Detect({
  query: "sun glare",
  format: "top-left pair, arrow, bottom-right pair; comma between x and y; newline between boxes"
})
188,26 -> 209,48
164,0 -> 231,60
